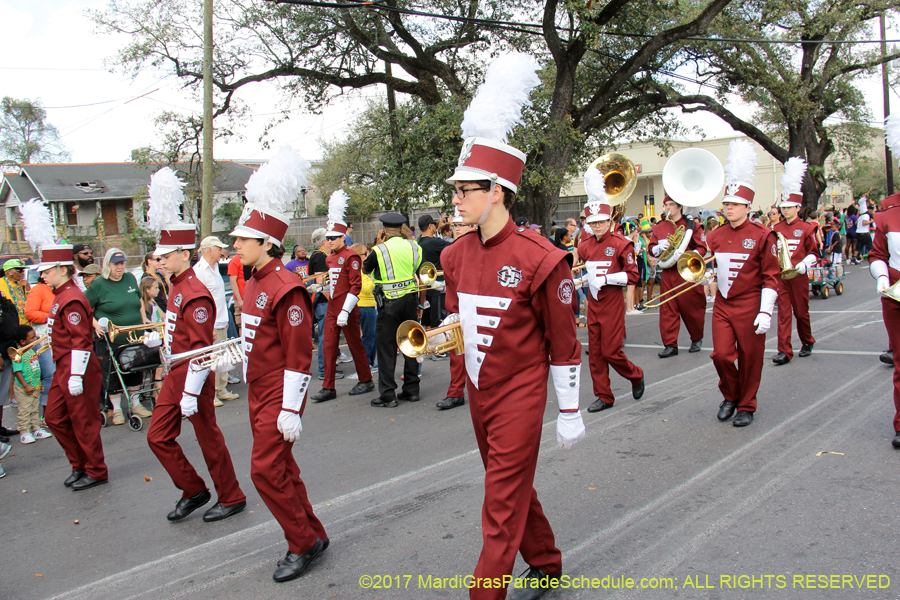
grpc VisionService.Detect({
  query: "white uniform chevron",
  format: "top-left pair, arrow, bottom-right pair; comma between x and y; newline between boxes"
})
585,260 -> 612,300
458,292 -> 511,390
714,252 -> 750,299
889,232 -> 900,271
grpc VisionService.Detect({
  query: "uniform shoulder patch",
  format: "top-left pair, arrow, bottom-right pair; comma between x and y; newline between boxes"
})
288,305 -> 304,326
557,279 -> 574,304
193,307 -> 209,323
67,312 -> 82,325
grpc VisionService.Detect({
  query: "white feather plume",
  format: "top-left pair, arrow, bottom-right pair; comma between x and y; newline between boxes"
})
886,115 -> 900,156
327,190 -> 349,226
147,167 -> 186,234
245,146 -> 310,214
460,53 -> 541,143
19,199 -> 56,251
584,168 -> 607,203
780,157 -> 807,197
724,138 -> 758,187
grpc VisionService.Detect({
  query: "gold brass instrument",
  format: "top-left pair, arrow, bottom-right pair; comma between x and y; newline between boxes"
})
775,232 -> 799,280
571,261 -> 585,273
396,319 -> 463,358
107,322 -> 165,343
8,335 -> 50,363
657,212 -> 685,264
643,251 -> 715,308
882,280 -> 900,303
301,272 -> 330,285
162,338 -> 244,374
418,262 -> 443,287
587,153 -> 638,206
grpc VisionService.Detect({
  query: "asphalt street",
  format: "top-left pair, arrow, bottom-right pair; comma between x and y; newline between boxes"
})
1,262 -> 895,600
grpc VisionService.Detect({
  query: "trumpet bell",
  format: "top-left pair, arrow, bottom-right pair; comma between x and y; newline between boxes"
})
662,148 -> 725,208
588,153 -> 637,206
397,321 -> 428,358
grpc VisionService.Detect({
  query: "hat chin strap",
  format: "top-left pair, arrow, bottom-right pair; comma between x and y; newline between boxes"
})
476,181 -> 496,227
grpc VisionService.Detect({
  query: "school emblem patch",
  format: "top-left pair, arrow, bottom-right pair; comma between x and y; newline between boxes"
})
605,247 -> 615,257
558,280 -> 574,305
256,292 -> 269,309
497,266 -> 522,288
173,293 -> 183,308
193,307 -> 208,323
742,238 -> 756,249
338,257 -> 345,265
288,305 -> 303,326
627,253 -> 634,264
794,229 -> 802,237
68,312 -> 81,325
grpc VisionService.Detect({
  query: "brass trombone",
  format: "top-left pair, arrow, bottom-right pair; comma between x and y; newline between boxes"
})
396,319 -> 463,358
8,335 -> 50,363
107,322 -> 165,343
406,262 -> 445,293
643,251 -> 715,308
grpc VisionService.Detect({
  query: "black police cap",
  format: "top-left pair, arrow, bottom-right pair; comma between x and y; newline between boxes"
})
379,213 -> 408,227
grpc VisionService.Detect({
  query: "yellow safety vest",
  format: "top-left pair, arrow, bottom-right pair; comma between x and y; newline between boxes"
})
372,236 -> 422,300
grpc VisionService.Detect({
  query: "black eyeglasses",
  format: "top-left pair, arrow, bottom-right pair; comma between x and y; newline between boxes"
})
452,186 -> 491,199
78,251 -> 92,255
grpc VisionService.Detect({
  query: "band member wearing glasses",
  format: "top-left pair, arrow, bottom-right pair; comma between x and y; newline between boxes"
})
147,223 -> 246,523
649,196 -> 707,357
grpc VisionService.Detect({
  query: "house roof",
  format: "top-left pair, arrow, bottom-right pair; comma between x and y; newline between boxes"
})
17,161 -> 257,202
0,172 -> 41,207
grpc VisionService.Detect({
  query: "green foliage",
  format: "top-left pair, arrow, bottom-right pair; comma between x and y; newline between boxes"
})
0,97 -> 70,167
214,201 -> 244,235
832,154 -> 898,202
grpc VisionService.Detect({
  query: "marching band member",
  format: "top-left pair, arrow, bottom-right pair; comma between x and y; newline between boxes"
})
772,158 -> 818,365
875,116 -> 900,448
310,190 -> 375,402
577,172 -> 644,412
231,147 -> 328,581
436,208 -> 471,410
21,199 -> 109,490
649,196 -> 707,357
706,139 -> 780,428
144,168 -> 246,522
442,53 -> 583,600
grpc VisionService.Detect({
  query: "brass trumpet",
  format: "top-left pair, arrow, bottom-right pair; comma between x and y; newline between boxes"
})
107,322 -> 165,343
775,232 -> 799,280
162,338 -> 244,373
643,251 -> 715,308
8,335 -> 50,363
396,319 -> 463,358
301,271 -> 330,285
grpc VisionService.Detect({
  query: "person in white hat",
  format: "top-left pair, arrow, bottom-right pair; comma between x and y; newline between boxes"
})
771,158 -> 818,365
705,139 -> 781,428
441,53 -> 583,600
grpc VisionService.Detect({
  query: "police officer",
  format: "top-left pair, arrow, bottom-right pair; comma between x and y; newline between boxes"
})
362,213 -> 425,408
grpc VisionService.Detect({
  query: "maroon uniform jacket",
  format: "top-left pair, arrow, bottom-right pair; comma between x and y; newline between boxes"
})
241,259 -> 314,385
706,219 -> 780,300
650,215 -> 706,264
578,230 -> 639,302
48,281 -> 94,368
326,246 -> 362,310
442,218 -> 581,391
871,199 -> 900,285
165,268 -> 215,360
773,218 -> 818,267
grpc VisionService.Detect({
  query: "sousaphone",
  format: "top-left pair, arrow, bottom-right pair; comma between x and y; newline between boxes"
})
661,148 -> 724,208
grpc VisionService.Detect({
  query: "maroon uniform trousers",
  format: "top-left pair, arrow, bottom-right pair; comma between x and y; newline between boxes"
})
45,356 -> 107,480
249,374 -> 327,554
587,296 -> 642,405
147,369 -> 245,504
447,351 -> 467,398
884,297 -> 900,432
467,364 -> 561,600
711,292 -> 766,413
776,274 -> 815,359
658,267 -> 706,346
322,304 -> 371,389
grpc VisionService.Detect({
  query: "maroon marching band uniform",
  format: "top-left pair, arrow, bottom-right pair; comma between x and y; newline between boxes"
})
579,230 -> 643,405
869,192 -> 900,433
773,218 -> 818,359
45,281 -> 108,481
446,351 -> 468,398
649,216 -> 707,347
146,267 -> 245,506
322,246 -> 372,389
706,220 -> 780,413
241,258 -> 327,554
443,218 -> 582,600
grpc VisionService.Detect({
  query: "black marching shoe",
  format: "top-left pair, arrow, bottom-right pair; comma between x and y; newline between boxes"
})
772,352 -> 791,365
717,400 -> 738,422
371,397 -> 398,408
733,410 -> 754,427
689,339 -> 703,353
632,376 -> 645,400
71,475 -> 108,492
167,489 -> 211,521
0,426 -> 18,437
311,388 -> 336,403
507,567 -> 562,600
273,538 -> 326,583
882,350 -> 894,365
658,345 -> 678,358
64,469 -> 86,487
0,435 -> 8,444
348,380 -> 375,396
203,500 -> 246,522
892,433 -> 900,449
799,343 -> 814,358
398,391 -> 420,403
587,398 -> 613,413
436,396 -> 465,410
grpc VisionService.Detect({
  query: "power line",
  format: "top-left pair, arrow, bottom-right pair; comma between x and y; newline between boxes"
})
0,66 -> 107,71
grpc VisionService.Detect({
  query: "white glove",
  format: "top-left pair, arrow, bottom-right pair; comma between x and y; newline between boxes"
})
430,280 -> 446,291
556,412 -> 585,449
336,309 -> 349,327
143,331 -> 162,348
68,376 -> 83,396
877,276 -> 891,294
753,312 -> 771,335
590,275 -> 607,292
796,261 -> 807,275
180,392 -> 198,417
277,411 -> 302,443
652,240 -> 670,257
209,350 -> 237,373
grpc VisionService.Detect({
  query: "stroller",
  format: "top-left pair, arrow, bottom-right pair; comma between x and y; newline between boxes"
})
99,339 -> 163,431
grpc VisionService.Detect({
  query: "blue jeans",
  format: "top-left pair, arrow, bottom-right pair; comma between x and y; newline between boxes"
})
315,301 -> 328,377
38,349 -> 55,407
359,306 -> 377,367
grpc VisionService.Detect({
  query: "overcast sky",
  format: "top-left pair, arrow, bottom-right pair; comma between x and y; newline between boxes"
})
1,0 -> 894,165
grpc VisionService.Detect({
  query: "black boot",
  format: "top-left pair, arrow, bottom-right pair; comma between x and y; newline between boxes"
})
64,469 -> 86,488
436,396 -> 465,410
717,400 -> 737,422
507,567 -> 562,600
632,376 -> 645,400
733,410 -> 754,427
348,381 -> 375,396
167,489 -> 211,521
799,343 -> 814,357
772,352 -> 790,365
371,396 -> 398,408
881,350 -> 894,365
70,474 -> 109,492
273,538 -> 326,582
688,339 -> 702,353
587,398 -> 612,412
311,388 -> 336,403
203,500 -> 246,522
658,345 -> 678,358
893,432 -> 900,449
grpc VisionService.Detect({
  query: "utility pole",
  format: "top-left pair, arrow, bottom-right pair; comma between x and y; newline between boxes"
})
882,13 -> 895,195
201,0 -> 214,237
